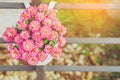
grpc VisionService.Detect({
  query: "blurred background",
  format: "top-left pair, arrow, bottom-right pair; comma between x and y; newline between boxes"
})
1,0 -> 120,80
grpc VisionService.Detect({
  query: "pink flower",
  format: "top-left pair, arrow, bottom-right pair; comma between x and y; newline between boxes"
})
40,26 -> 51,38
59,26 -> 67,36
53,21 -> 62,31
14,34 -> 23,43
23,40 -> 34,51
50,47 -> 62,59
29,20 -> 41,31
7,44 -> 14,51
19,49 -> 29,60
43,18 -> 52,27
20,30 -> 30,40
4,27 -> 17,38
27,56 -> 39,65
46,9 -> 57,19
9,47 -> 20,60
58,37 -> 66,47
3,3 -> 66,65
35,12 -> 45,22
35,40 -> 44,48
2,33 -> 12,42
38,4 -> 48,11
44,45 -> 52,53
18,20 -> 27,30
18,43 -> 23,50
37,51 -> 48,62
26,6 -> 37,16
47,31 -> 58,41
31,47 -> 39,56
20,11 -> 31,20
32,31 -> 41,41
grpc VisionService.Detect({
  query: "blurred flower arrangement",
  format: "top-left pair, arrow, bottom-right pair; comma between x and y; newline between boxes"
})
2,4 -> 67,65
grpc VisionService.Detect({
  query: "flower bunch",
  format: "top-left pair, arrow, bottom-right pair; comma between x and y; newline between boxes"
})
2,4 -> 67,65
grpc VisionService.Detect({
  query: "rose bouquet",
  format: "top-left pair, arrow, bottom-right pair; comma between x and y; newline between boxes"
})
2,4 -> 66,65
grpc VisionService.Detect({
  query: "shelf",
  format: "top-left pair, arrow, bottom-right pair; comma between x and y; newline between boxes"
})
0,66 -> 120,72
1,38 -> 120,44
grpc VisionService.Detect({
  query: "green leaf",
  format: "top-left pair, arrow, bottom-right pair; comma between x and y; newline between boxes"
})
39,46 -> 44,51
54,37 -> 58,42
26,20 -> 30,24
49,41 -> 57,47
15,44 -> 19,48
82,49 -> 90,56
15,24 -> 18,28
25,17 -> 35,24
15,24 -> 19,30
15,24 -> 22,33
44,38 -> 49,44
96,58 -> 102,64
29,17 -> 34,21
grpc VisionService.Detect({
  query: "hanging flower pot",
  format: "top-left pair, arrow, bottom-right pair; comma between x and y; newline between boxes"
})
2,4 -> 67,65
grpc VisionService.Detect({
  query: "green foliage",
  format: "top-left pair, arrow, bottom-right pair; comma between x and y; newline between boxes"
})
82,49 -> 90,56
39,46 -> 44,51
42,0 -> 120,37
42,0 -> 120,79
92,77 -> 105,80
15,24 -> 22,33
49,41 -> 56,47
15,24 -> 18,28
44,38 -> 49,44
110,72 -> 120,79
15,44 -> 19,48
26,17 -> 34,24
26,20 -> 29,24
96,58 -> 102,64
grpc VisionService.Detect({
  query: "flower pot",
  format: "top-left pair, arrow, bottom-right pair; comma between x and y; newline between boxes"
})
37,55 -> 52,65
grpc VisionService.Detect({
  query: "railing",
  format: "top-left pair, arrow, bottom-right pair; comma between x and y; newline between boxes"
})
0,0 -> 120,80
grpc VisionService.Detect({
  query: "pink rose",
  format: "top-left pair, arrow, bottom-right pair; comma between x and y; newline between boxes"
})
29,20 -> 41,31
9,47 -> 20,60
23,40 -> 34,51
20,30 -> 30,40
